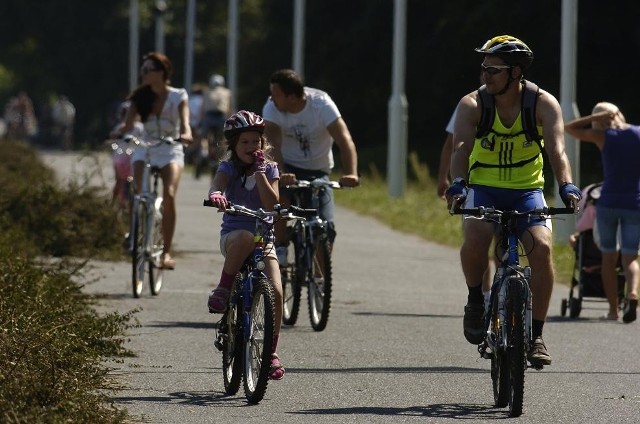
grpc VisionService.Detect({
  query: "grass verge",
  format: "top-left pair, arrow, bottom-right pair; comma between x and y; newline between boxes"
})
334,153 -> 575,285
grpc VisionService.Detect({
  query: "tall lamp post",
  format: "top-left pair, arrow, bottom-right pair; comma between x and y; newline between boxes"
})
154,0 -> 167,53
387,0 -> 408,197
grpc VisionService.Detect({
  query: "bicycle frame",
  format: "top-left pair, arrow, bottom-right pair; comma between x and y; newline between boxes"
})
237,220 -> 270,342
291,182 -> 330,280
127,135 -> 174,297
485,211 -> 533,357
131,161 -> 161,254
283,178 -> 340,331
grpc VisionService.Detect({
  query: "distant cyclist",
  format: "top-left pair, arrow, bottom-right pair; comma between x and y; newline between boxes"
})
262,69 -> 359,263
446,35 -> 581,366
113,51 -> 193,270
200,74 -> 232,177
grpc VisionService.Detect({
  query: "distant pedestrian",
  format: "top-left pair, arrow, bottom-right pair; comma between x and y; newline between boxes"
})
51,95 -> 76,149
565,102 -> 640,322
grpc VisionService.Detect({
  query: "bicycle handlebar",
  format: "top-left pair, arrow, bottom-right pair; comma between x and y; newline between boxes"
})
203,200 -> 316,220
450,205 -> 577,218
285,179 -> 343,189
123,134 -> 183,147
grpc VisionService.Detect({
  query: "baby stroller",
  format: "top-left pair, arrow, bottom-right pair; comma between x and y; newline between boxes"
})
560,183 -> 626,318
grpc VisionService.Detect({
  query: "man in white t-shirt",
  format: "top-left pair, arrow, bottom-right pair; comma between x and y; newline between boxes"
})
262,69 -> 359,260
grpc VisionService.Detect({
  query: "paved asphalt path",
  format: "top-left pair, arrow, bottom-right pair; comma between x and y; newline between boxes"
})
44,150 -> 639,423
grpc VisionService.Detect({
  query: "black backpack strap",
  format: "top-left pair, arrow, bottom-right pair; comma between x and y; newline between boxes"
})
475,85 -> 494,139
521,80 -> 542,147
475,80 -> 542,153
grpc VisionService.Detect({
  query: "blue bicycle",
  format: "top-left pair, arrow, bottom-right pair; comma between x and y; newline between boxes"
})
451,205 -> 575,417
280,178 -> 341,331
203,201 -> 311,403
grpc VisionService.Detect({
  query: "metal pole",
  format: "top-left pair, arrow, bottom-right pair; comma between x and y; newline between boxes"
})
184,0 -> 196,90
292,0 -> 305,77
154,0 -> 167,53
556,0 -> 579,244
228,0 -> 238,111
129,0 -> 139,91
387,0 -> 408,197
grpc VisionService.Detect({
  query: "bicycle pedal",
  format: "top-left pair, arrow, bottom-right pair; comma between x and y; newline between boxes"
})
214,338 -> 224,352
528,362 -> 545,371
478,343 -> 492,359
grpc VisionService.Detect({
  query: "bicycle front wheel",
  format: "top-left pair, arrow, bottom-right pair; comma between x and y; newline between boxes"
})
506,277 -> 527,417
243,277 -> 275,404
282,225 -> 303,325
491,285 -> 509,408
131,202 -> 145,298
308,236 -> 332,331
149,198 -> 164,295
222,278 -> 243,395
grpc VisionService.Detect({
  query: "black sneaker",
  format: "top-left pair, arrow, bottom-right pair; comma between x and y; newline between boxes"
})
463,302 -> 485,344
623,299 -> 638,324
528,336 -> 552,366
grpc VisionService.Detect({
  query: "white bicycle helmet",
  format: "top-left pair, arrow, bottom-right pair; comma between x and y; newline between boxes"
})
223,110 -> 265,139
209,74 -> 225,88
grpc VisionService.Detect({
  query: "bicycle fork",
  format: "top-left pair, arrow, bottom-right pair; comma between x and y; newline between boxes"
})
214,279 -> 244,352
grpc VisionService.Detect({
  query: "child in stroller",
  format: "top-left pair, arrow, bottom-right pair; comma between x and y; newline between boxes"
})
562,183 -> 626,318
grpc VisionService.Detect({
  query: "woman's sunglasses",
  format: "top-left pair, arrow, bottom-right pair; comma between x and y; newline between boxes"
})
140,65 -> 160,75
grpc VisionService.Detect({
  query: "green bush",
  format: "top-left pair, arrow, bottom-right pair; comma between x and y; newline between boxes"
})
0,140 -> 127,259
0,236 -> 136,423
0,140 -> 135,423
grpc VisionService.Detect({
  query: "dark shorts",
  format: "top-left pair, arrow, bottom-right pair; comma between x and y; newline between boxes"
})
464,185 -> 550,236
282,164 -> 336,242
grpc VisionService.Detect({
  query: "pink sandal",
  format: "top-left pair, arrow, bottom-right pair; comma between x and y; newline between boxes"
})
269,353 -> 285,380
207,287 -> 231,313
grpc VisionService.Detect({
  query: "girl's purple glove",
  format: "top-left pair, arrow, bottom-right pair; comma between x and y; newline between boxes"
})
252,150 -> 266,173
209,191 -> 228,209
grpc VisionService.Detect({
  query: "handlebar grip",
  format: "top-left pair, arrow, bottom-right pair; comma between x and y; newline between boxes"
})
455,208 -> 485,216
546,206 -> 577,215
289,205 -> 318,218
203,199 -> 214,207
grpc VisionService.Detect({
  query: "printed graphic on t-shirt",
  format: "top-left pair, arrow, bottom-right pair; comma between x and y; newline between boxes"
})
291,124 -> 310,158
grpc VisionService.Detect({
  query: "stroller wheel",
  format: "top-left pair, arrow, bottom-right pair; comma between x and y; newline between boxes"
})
569,297 -> 582,318
560,298 -> 567,317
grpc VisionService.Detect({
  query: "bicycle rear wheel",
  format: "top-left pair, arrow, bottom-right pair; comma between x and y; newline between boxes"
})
222,278 -> 243,395
282,225 -> 303,325
149,198 -> 164,295
506,277 -> 527,417
491,285 -> 509,408
243,277 -> 275,404
131,203 -> 145,298
308,236 -> 332,332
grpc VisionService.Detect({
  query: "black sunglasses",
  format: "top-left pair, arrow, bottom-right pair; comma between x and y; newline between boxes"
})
140,65 -> 160,75
480,64 -> 511,76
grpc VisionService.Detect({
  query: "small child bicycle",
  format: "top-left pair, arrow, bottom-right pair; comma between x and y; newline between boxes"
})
203,200 -> 313,403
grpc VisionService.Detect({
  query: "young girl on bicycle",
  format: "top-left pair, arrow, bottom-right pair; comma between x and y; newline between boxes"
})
206,110 -> 285,380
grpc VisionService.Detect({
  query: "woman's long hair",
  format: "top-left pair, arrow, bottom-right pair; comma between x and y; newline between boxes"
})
127,52 -> 173,123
